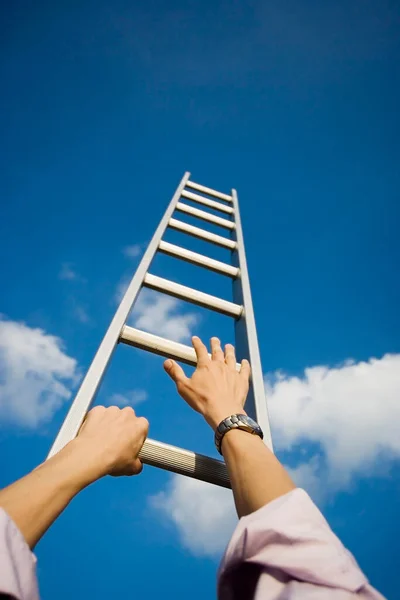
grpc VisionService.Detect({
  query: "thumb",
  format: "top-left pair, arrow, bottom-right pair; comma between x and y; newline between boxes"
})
164,359 -> 187,385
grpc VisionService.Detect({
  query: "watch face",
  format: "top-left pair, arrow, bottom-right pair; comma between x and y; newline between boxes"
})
215,414 -> 264,454
239,415 -> 263,438
240,415 -> 259,429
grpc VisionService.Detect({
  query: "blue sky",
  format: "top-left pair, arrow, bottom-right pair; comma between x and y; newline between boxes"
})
1,1 -> 399,598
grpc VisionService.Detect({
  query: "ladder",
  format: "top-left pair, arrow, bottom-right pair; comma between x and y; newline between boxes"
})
48,172 -> 272,489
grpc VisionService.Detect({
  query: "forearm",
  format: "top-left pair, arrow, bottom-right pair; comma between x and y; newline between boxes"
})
221,429 -> 296,518
0,441 -> 94,549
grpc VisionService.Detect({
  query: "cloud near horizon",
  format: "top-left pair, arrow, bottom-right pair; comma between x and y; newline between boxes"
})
123,244 -> 143,259
151,352 -> 400,556
108,389 -> 148,407
58,262 -> 85,282
0,317 -> 78,428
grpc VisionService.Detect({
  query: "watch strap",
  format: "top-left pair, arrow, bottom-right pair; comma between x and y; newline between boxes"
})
214,413 -> 263,454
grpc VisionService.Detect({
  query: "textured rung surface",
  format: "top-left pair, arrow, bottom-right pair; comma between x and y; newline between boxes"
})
181,190 -> 234,215
186,180 -> 232,202
158,240 -> 239,278
176,202 -> 235,230
139,438 -> 231,488
169,218 -> 237,249
144,273 -> 243,317
120,325 -> 242,371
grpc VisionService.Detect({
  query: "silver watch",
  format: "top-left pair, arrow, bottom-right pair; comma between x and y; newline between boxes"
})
214,414 -> 263,454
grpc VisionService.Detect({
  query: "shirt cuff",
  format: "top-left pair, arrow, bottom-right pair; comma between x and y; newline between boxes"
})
0,508 -> 39,600
218,488 -> 370,593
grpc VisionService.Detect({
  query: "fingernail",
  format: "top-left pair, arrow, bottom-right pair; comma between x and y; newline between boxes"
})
164,360 -> 172,368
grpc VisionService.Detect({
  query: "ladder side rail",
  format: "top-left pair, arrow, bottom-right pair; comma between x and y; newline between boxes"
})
47,171 -> 191,458
230,189 -> 273,451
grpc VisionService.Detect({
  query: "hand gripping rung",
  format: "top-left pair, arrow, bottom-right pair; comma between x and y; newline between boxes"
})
176,202 -> 235,230
139,438 -> 230,488
120,325 -> 242,371
143,273 -> 243,317
186,180 -> 232,202
158,241 -> 239,278
181,190 -> 234,215
169,218 -> 237,249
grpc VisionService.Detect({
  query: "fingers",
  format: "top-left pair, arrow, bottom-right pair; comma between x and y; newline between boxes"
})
78,405 -> 105,434
224,343 -> 236,370
130,417 -> 148,474
240,359 -> 251,383
164,359 -> 187,385
136,416 -> 149,439
211,337 -> 224,362
112,457 -> 143,477
192,336 -> 209,366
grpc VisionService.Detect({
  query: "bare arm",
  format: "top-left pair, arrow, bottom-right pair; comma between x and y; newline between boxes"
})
164,336 -> 295,518
0,406 -> 148,548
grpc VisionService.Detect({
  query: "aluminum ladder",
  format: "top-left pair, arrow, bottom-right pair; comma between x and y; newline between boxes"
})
48,172 -> 272,488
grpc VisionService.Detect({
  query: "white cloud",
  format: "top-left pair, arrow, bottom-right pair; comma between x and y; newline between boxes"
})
132,289 -> 199,343
150,475 -> 237,557
73,304 -> 90,324
115,281 -> 200,343
266,353 -> 400,490
123,244 -> 142,259
59,262 -> 81,281
286,458 -> 325,503
0,317 -> 78,428
150,353 -> 400,557
108,389 -> 147,407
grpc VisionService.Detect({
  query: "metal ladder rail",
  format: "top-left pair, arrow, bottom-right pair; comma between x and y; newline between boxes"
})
47,172 -> 272,488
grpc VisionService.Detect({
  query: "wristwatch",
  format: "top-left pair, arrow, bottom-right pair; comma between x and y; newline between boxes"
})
214,414 -> 263,454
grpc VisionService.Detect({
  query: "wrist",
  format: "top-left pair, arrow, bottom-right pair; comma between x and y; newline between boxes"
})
204,409 -> 247,431
220,426 -> 265,453
46,439 -> 104,492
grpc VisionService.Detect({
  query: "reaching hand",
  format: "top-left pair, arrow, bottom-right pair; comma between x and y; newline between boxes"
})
76,405 -> 149,478
164,336 -> 251,431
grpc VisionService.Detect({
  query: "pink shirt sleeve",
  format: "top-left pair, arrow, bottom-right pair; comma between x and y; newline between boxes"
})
217,489 -> 385,600
0,508 -> 39,600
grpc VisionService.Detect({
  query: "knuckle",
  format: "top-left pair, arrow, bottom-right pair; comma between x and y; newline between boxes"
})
90,405 -> 106,415
138,416 -> 149,433
177,380 -> 187,393
122,406 -> 135,415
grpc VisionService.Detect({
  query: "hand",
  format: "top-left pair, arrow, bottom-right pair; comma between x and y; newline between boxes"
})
72,405 -> 149,480
0,406 -> 149,550
164,336 -> 251,430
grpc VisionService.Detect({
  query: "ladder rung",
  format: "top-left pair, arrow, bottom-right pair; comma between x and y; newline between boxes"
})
159,241 -> 239,278
120,325 -> 242,371
186,180 -> 232,202
139,438 -> 230,488
169,218 -> 237,249
176,202 -> 235,230
143,273 -> 243,317
181,190 -> 234,215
